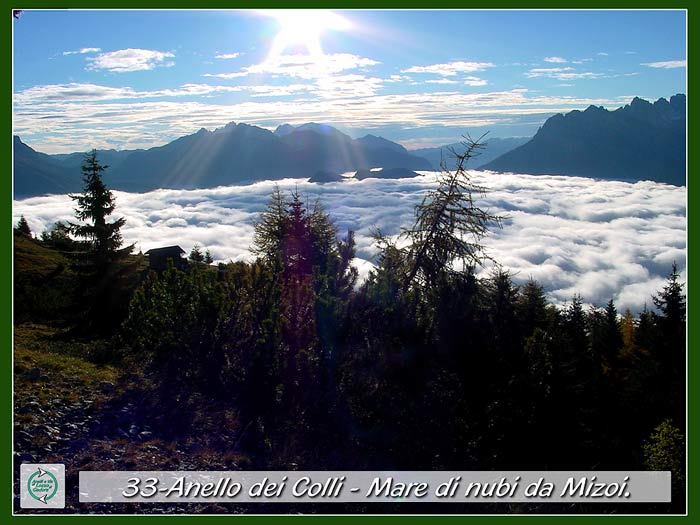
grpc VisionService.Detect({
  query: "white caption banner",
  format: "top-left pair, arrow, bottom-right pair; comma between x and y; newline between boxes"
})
79,471 -> 671,503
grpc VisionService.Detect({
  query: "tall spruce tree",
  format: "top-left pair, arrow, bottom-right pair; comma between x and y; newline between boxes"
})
69,150 -> 133,334
15,215 -> 31,236
653,262 -> 686,326
70,150 -> 132,265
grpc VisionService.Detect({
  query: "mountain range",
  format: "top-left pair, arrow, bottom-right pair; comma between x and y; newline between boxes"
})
412,137 -> 530,171
14,122 -> 432,197
13,94 -> 686,198
482,94 -> 686,186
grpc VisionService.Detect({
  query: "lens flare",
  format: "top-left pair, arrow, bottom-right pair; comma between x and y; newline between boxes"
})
261,10 -> 353,58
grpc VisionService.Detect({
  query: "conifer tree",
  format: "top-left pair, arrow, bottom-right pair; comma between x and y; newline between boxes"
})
401,135 -> 502,289
653,262 -> 685,325
70,150 -> 132,265
68,150 -> 133,334
651,263 -> 685,418
40,221 -> 75,251
15,215 -> 31,236
189,244 -> 204,264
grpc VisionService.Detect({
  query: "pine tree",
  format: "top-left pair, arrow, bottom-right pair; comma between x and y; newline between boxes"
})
634,304 -> 657,352
70,150 -> 132,265
15,215 -> 31,236
68,150 -> 133,334
386,135 -> 502,290
252,185 -> 288,268
189,244 -> 204,264
40,221 -> 75,251
653,262 -> 685,325
651,263 -> 685,410
587,299 -> 623,369
603,299 -> 623,360
518,279 -> 549,338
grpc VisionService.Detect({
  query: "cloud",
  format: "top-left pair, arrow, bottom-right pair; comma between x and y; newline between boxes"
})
386,74 -> 411,82
402,61 -> 495,76
464,76 -> 488,86
14,173 -> 685,314
400,136 -> 460,149
544,56 -> 568,63
205,53 -> 379,80
642,60 -> 686,69
13,82 -> 316,103
63,47 -> 101,56
525,67 -> 603,80
424,79 -> 458,85
86,48 -> 175,73
14,89 -> 623,153
215,52 -> 241,59
312,74 -> 384,98
597,52 -> 609,56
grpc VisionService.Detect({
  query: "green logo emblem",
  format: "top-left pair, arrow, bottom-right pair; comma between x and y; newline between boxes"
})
27,467 -> 59,504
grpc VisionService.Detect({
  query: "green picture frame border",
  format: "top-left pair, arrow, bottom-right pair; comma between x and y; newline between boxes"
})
3,1 -> 693,522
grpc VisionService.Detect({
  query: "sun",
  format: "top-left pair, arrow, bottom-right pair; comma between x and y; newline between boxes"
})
262,10 -> 352,58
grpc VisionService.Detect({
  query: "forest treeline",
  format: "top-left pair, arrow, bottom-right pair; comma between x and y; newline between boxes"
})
14,144 -> 686,510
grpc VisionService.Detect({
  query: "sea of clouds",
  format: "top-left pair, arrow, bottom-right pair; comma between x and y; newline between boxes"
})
14,172 -> 686,314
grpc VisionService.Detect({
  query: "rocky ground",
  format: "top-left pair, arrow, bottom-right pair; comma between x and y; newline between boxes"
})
13,324 -> 252,514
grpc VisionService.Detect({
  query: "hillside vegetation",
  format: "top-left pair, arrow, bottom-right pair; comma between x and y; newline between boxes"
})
13,144 -> 686,514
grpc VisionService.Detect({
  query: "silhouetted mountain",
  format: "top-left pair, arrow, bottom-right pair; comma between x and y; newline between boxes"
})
353,167 -> 420,180
481,94 -> 686,186
411,136 -> 530,170
276,123 -> 431,175
15,122 -> 432,196
273,123 -> 296,137
356,134 -> 408,154
308,170 -> 345,183
52,149 -> 137,172
13,136 -> 81,198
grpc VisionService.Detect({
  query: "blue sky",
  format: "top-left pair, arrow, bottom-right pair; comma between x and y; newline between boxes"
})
13,9 -> 686,153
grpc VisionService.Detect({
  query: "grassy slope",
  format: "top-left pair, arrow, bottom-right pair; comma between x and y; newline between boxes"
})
13,233 -> 76,323
13,237 -> 252,512
14,325 -> 250,513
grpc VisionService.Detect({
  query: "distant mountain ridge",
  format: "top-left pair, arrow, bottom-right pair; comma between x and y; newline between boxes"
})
482,94 -> 686,186
14,136 -> 81,197
411,136 -> 530,171
14,95 -> 686,198
14,122 -> 431,197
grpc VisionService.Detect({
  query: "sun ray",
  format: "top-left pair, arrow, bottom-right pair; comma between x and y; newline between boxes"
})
260,10 -> 353,60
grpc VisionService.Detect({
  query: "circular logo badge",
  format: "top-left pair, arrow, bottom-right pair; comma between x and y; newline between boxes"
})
27,468 -> 59,504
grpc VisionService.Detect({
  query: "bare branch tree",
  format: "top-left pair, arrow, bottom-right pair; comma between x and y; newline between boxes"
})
399,133 -> 503,288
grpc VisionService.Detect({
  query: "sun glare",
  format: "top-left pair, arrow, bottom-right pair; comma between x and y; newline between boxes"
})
263,10 -> 353,58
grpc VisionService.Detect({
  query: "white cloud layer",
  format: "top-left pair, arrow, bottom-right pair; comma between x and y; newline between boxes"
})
14,87 -> 621,153
402,61 -> 495,76
215,52 -> 241,59
14,173 -> 686,314
543,56 -> 568,63
63,47 -> 101,55
205,53 -> 379,80
464,76 -> 488,86
642,60 -> 686,69
13,82 -> 322,105
526,67 -> 603,80
86,48 -> 176,73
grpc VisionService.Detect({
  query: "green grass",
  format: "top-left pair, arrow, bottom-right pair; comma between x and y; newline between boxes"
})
14,324 -> 120,406
13,232 -> 72,279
